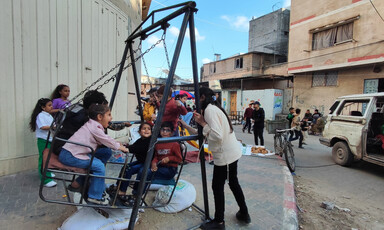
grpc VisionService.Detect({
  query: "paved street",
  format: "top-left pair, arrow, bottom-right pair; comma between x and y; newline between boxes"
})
0,125 -> 296,230
292,131 -> 384,229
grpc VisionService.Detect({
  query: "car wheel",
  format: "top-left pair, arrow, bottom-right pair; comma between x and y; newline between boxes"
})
332,141 -> 353,166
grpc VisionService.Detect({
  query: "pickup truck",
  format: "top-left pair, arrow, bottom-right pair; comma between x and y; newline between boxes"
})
320,93 -> 384,167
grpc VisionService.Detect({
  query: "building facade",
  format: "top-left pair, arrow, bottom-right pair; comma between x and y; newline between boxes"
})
288,0 -> 384,114
202,52 -> 292,119
0,0 -> 149,176
249,8 -> 290,57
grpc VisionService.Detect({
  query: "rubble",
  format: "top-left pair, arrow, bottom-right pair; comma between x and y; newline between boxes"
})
320,201 -> 335,210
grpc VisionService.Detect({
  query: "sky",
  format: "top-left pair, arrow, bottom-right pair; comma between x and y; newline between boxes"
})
139,0 -> 291,79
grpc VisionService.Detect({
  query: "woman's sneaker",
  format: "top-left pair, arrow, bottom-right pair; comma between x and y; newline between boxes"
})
44,181 -> 57,188
236,211 -> 251,224
87,197 -> 109,205
200,219 -> 225,229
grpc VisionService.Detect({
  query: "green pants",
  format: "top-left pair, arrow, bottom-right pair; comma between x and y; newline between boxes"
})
37,138 -> 53,184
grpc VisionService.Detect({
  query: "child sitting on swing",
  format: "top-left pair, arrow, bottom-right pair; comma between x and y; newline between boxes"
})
126,122 -> 182,205
113,122 -> 153,203
59,104 -> 128,205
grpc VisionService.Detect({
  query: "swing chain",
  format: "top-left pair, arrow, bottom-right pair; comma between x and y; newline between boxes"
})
69,29 -> 167,104
69,41 -> 142,104
162,30 -> 171,69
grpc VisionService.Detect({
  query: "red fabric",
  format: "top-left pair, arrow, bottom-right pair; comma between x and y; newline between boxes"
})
43,149 -> 87,173
152,142 -> 182,168
159,98 -> 188,131
244,107 -> 253,118
376,134 -> 384,149
185,151 -> 212,163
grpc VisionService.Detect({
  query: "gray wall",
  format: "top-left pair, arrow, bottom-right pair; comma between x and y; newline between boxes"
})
248,8 -> 290,57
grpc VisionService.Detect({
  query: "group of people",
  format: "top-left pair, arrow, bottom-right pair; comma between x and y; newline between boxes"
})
242,101 -> 266,146
286,107 -> 324,148
29,84 -> 250,229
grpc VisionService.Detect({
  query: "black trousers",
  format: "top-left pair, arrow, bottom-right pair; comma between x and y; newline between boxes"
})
243,117 -> 252,132
212,160 -> 248,222
253,126 -> 264,145
290,130 -> 303,147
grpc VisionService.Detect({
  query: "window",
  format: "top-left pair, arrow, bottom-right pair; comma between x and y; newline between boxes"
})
312,22 -> 353,50
234,57 -> 243,69
312,71 -> 338,87
210,63 -> 216,73
337,100 -> 369,117
329,101 -> 340,114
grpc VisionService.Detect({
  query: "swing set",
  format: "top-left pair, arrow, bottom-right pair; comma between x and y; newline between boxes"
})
39,2 -> 211,229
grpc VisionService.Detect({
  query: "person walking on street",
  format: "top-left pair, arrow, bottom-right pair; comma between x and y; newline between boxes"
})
290,108 -> 304,149
194,87 -> 251,229
252,101 -> 265,146
242,103 -> 253,133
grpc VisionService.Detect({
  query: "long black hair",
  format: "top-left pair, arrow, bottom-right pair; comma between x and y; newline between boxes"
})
199,87 -> 233,133
29,98 -> 51,132
50,84 -> 69,100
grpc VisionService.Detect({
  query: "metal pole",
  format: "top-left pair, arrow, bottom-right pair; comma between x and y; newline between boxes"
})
129,42 -> 144,122
127,8 -> 192,230
109,40 -> 130,109
188,10 -> 210,220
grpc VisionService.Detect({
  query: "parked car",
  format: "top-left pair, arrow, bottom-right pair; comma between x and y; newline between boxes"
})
320,93 -> 384,167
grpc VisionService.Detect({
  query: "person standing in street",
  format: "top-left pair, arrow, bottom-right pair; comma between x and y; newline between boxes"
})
286,107 -> 295,139
290,108 -> 304,149
252,101 -> 265,146
242,103 -> 253,133
194,87 -> 251,229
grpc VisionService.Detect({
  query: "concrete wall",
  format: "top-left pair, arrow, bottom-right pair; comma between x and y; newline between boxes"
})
222,89 -> 284,120
249,8 -> 290,56
202,53 -> 287,82
292,64 -> 384,114
288,0 -> 384,74
0,0 -> 143,176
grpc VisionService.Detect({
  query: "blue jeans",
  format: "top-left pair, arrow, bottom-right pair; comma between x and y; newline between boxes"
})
59,148 -> 111,199
132,166 -> 177,195
119,161 -> 145,192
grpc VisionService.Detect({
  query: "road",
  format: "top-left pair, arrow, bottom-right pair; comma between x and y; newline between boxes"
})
233,125 -> 384,230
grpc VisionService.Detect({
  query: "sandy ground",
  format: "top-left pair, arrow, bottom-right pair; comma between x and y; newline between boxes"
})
295,176 -> 384,230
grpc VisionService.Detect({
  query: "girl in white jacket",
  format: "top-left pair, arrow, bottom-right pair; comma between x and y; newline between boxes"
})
194,87 -> 251,229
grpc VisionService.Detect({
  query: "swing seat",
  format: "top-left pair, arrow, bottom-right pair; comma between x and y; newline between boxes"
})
42,148 -> 87,174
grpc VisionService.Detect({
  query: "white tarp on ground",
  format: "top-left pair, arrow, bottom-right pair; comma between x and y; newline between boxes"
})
152,179 -> 196,213
59,205 -> 137,230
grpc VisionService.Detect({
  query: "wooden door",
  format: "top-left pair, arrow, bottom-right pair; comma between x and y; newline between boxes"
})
230,91 -> 237,115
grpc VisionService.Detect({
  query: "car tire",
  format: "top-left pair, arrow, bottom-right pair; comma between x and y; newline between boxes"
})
332,141 -> 353,166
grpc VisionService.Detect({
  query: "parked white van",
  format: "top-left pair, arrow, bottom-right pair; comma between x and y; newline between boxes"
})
320,93 -> 384,167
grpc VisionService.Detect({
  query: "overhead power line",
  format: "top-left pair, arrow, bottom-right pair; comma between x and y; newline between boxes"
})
370,0 -> 384,23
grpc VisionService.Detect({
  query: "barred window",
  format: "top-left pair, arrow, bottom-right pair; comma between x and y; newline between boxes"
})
312,71 -> 338,87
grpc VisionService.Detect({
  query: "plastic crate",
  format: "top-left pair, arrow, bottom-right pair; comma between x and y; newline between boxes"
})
266,120 -> 289,134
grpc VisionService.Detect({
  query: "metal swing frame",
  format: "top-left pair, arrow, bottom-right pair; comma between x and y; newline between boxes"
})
39,2 -> 209,229
109,2 -> 209,229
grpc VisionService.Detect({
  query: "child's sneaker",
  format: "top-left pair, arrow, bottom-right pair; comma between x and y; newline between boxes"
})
44,181 -> 57,188
87,197 -> 109,205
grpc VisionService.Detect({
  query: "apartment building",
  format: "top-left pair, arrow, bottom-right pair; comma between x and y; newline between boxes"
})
288,0 -> 384,114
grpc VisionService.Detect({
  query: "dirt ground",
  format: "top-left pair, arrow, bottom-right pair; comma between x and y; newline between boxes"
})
294,176 -> 384,230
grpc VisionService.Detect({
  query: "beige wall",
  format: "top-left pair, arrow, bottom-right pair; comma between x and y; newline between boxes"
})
292,64 -> 384,114
288,0 -> 384,74
202,53 -> 287,81
0,0 -> 143,176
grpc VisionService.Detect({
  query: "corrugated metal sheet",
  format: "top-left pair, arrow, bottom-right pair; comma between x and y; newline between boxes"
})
0,0 -> 141,176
